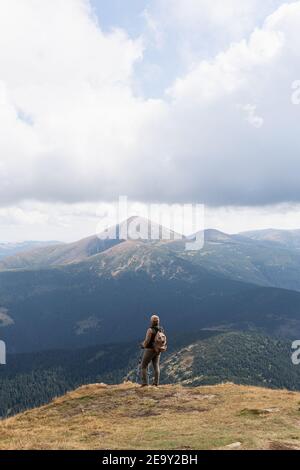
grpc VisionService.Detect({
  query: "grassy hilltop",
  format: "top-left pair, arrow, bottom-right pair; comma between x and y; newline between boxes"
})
1,382 -> 300,450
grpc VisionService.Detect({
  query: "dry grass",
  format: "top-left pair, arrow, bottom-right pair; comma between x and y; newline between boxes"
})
1,382 -> 300,450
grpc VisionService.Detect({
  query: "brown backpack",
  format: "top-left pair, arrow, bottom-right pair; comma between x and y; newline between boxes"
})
154,329 -> 167,353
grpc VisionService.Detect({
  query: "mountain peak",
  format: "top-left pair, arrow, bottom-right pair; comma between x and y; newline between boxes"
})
99,216 -> 184,242
187,229 -> 234,244
204,229 -> 233,242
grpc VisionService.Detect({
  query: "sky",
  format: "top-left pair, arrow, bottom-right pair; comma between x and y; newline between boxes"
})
1,0 -> 300,241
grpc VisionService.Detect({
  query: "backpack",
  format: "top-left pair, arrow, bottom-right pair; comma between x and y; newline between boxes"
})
153,328 -> 167,353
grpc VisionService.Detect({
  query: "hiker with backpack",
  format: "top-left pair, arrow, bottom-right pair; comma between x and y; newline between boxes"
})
140,314 -> 167,387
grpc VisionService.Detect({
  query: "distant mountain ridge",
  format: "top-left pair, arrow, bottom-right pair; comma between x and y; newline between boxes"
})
0,235 -> 121,270
0,224 -> 300,291
2,226 -> 300,270
1,221 -> 300,353
1,234 -> 300,352
241,228 -> 300,250
0,217 -> 181,271
0,241 -> 61,261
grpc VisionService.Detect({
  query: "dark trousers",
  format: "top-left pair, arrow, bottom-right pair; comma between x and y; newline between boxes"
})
141,349 -> 161,385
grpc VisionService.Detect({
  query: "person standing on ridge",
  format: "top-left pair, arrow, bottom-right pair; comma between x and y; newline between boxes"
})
140,314 -> 167,387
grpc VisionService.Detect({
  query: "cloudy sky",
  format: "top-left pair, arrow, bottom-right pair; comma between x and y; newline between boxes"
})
1,0 -> 300,241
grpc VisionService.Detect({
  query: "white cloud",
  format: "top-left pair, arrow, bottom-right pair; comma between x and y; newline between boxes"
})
152,2 -> 300,205
147,0 -> 293,57
155,0 -> 262,35
0,0 -> 300,236
240,104 -> 264,128
0,0 -> 159,204
168,27 -> 284,103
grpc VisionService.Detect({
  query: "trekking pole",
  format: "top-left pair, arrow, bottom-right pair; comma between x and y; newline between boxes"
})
136,350 -> 143,384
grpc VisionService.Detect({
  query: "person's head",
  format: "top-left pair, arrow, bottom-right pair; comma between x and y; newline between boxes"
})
151,314 -> 160,327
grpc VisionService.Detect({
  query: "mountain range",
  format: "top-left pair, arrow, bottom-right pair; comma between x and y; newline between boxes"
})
1,221 -> 300,418
242,228 -> 300,250
0,241 -> 60,261
2,225 -> 300,291
1,220 -> 300,353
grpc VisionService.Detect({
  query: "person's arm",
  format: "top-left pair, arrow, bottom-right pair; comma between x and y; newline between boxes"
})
142,328 -> 153,349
